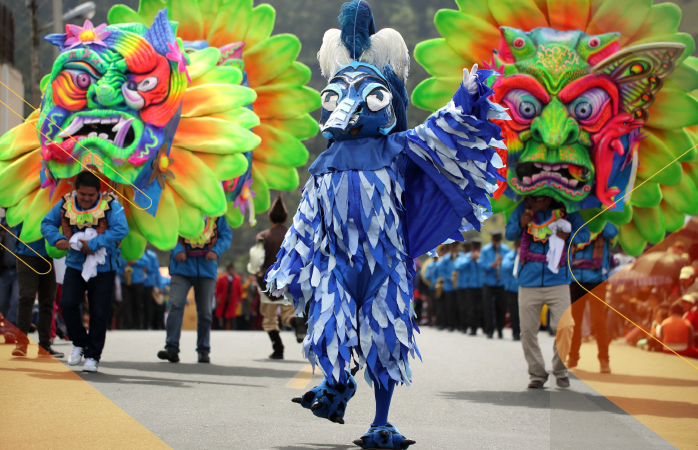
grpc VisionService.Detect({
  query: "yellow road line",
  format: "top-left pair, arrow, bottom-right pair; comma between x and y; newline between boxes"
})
286,365 -> 314,390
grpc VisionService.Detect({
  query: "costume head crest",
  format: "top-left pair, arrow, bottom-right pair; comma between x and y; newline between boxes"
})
317,0 -> 409,141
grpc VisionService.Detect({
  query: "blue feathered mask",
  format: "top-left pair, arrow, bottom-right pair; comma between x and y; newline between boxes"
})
318,0 -> 409,141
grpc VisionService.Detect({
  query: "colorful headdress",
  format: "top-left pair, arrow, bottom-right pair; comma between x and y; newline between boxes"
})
0,10 -> 261,260
412,0 -> 698,255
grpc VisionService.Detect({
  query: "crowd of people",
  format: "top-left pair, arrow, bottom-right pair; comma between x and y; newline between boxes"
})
1,173 -> 697,381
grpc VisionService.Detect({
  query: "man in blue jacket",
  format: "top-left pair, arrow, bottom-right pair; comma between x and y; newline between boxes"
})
142,249 -> 161,330
453,242 -> 471,332
500,240 -> 520,341
454,239 -> 480,334
158,215 -> 232,364
117,254 -> 148,329
0,211 -> 19,343
568,222 -> 618,374
11,222 -> 64,358
433,243 -> 460,331
478,231 -> 510,339
41,171 -> 129,373
505,195 -> 589,389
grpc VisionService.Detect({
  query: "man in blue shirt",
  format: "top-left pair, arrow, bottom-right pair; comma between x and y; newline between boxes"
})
454,239 -> 483,335
453,242 -> 471,332
433,243 -> 460,331
11,222 -> 64,358
142,249 -> 161,330
506,195 -> 589,389
0,211 -> 19,343
478,231 -> 510,339
568,222 -> 618,374
41,171 -> 129,373
500,239 -> 520,341
117,254 -> 148,329
158,215 -> 232,364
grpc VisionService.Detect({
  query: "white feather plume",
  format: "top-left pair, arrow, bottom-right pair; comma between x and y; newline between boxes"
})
317,27 -> 410,85
318,29 -> 352,80
361,28 -> 410,85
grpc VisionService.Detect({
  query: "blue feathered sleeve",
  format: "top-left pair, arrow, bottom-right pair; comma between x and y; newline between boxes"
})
403,70 -> 510,257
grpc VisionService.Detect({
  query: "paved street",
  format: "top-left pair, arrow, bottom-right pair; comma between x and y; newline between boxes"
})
44,327 -> 679,450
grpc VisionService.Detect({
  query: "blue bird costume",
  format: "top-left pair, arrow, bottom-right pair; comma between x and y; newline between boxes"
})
266,1 -> 509,448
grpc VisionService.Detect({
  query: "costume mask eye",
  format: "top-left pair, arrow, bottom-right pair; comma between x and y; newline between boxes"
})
365,88 -> 391,112
137,77 -> 158,92
122,81 -> 145,110
567,88 -> 611,126
322,91 -> 339,112
502,89 -> 543,124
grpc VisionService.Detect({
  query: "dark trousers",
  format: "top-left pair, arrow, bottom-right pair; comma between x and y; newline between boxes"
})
443,290 -> 458,330
483,285 -> 507,336
121,282 -> 145,329
16,256 -> 56,347
506,290 -> 520,338
569,282 -> 610,362
465,288 -> 483,334
61,268 -> 115,361
434,293 -> 446,329
456,289 -> 468,331
144,286 -> 155,330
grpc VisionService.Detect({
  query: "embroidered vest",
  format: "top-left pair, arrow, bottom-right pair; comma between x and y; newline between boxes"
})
179,217 -> 218,257
571,231 -> 605,271
520,208 -> 567,268
60,192 -> 115,240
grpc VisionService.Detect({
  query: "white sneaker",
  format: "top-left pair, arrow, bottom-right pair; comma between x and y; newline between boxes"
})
82,358 -> 98,373
68,346 -> 84,366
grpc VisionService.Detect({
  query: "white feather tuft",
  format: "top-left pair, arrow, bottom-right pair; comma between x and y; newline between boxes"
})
317,27 -> 410,84
318,29 -> 352,80
360,28 -> 410,85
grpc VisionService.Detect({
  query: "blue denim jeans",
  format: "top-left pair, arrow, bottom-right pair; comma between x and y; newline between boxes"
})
165,275 -> 214,355
0,268 -> 19,325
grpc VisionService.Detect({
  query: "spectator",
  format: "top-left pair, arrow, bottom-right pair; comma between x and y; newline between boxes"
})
143,250 -> 161,330
455,238 -> 483,335
478,231 -> 510,339
657,301 -> 698,359
680,266 -> 698,296
215,263 -> 243,330
118,254 -> 148,330
158,215 -> 232,364
0,212 -> 19,341
433,243 -> 460,331
500,239 -> 520,341
12,221 -> 64,358
41,170 -> 129,373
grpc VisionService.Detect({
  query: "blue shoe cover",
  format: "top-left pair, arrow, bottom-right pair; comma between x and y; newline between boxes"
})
353,423 -> 416,449
291,374 -> 357,424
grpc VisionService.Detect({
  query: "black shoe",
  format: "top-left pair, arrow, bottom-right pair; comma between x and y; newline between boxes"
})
497,331 -> 504,339
12,344 -> 27,357
556,377 -> 570,389
157,349 -> 180,363
268,330 -> 284,359
269,350 -> 284,360
528,380 -> 545,389
468,331 -> 477,336
198,352 -> 210,363
486,333 -> 493,339
38,346 -> 64,358
513,334 -> 520,341
290,317 -> 307,344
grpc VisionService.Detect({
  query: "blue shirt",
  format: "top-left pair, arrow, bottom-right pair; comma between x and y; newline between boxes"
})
13,222 -> 48,258
505,202 -> 590,288
118,254 -> 148,285
41,195 -> 129,273
424,259 -> 437,290
454,252 -> 482,289
168,216 -> 232,279
432,253 -> 459,292
571,222 -> 618,285
501,249 -> 518,293
478,242 -> 511,287
143,250 -> 161,288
